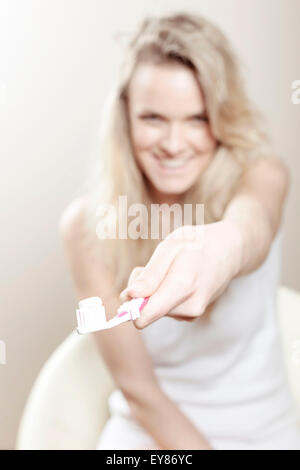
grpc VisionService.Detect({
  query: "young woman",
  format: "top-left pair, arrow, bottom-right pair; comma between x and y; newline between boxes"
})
59,12 -> 300,450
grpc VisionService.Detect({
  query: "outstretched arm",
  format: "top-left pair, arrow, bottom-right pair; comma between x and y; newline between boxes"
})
223,156 -> 290,276
122,156 -> 290,328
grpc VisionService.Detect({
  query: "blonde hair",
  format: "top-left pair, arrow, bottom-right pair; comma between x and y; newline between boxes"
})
81,11 -> 272,292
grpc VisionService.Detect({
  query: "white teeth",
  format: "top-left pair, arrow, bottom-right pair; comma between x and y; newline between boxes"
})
159,158 -> 190,168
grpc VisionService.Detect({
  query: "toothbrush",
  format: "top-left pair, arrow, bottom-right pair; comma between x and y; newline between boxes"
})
76,296 -> 149,335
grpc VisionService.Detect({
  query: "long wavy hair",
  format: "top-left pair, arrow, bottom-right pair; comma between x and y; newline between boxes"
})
80,11 -> 272,293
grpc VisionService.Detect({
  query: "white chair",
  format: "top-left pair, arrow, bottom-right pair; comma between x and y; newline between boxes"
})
15,286 -> 300,450
15,331 -> 116,450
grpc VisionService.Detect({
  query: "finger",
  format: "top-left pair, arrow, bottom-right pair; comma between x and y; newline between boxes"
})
126,239 -> 182,298
133,252 -> 196,329
120,288 -> 133,303
166,299 -> 217,321
165,313 -> 198,322
128,266 -> 145,286
120,266 -> 144,302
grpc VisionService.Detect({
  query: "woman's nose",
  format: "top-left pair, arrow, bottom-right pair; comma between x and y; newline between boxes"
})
160,122 -> 187,156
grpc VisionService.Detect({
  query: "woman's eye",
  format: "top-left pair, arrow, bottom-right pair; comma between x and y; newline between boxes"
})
193,116 -> 208,122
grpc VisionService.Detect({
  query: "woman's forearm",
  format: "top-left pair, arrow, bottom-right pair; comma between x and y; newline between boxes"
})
222,156 -> 289,276
222,195 -> 274,276
91,288 -> 212,450
126,385 -> 213,450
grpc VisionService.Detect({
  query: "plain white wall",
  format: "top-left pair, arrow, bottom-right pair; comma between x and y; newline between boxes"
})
0,0 -> 299,449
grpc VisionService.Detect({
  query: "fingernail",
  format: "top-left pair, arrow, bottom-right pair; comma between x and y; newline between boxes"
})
130,280 -> 145,293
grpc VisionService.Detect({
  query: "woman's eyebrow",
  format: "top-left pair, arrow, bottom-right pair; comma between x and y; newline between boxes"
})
139,108 -> 207,119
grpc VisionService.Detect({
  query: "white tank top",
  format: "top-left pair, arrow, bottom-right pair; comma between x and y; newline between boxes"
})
107,229 -> 300,445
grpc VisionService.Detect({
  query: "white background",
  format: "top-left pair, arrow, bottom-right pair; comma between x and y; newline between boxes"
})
0,0 -> 299,449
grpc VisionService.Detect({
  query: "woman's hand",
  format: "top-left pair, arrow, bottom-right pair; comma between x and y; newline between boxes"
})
120,220 -> 245,328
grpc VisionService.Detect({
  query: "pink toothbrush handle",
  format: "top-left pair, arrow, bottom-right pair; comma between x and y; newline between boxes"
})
116,310 -> 128,318
116,296 -> 150,318
139,296 -> 150,312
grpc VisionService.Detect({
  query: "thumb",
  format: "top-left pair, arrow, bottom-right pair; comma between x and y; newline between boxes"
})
128,266 -> 145,286
120,266 -> 145,302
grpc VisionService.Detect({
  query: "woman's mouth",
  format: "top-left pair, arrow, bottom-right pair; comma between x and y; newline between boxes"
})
152,153 -> 194,171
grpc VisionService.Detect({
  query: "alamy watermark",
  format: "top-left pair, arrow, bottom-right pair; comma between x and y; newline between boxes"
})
0,340 -> 6,365
95,196 -> 204,241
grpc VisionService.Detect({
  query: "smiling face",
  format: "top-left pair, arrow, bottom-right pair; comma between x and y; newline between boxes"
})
126,62 -> 217,204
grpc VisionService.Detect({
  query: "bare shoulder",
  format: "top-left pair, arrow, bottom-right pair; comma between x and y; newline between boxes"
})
249,155 -> 290,181
58,193 -> 115,303
58,193 -> 91,244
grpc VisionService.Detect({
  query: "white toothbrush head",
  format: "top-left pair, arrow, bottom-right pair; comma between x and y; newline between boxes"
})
75,296 -> 149,334
76,297 -> 107,334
